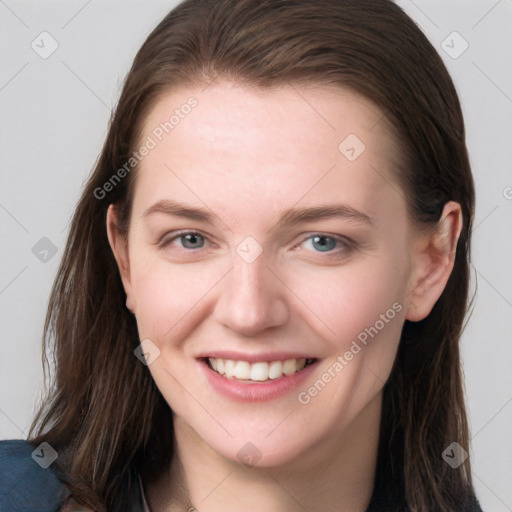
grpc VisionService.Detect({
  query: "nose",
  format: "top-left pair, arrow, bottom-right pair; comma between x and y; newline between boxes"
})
213,250 -> 290,336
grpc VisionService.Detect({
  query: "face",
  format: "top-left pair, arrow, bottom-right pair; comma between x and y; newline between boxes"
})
108,81 -> 429,468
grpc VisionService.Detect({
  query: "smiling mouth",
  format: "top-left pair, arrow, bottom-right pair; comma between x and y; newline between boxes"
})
202,357 -> 317,382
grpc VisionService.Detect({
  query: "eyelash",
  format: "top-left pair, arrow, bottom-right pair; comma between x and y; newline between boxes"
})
157,230 -> 355,258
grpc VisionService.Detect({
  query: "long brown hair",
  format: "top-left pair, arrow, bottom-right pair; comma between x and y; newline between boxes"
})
28,1 -> 478,510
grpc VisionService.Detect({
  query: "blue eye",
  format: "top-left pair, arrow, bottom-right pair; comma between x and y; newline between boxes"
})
158,231 -> 353,259
158,231 -> 207,251
172,232 -> 205,249
300,234 -> 352,257
308,235 -> 337,252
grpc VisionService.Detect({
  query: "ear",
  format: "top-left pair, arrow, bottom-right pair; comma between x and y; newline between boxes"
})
106,204 -> 135,313
405,201 -> 463,322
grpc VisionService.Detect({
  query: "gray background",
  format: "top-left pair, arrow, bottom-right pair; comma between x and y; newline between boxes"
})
1,1 -> 511,509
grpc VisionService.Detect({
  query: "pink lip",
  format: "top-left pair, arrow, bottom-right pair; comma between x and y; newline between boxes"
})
196,358 -> 319,402
196,350 -> 316,363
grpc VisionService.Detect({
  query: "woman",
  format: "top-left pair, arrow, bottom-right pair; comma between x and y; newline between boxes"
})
0,0 -> 483,510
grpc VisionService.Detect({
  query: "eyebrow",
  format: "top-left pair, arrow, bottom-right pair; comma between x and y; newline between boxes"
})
142,199 -> 374,233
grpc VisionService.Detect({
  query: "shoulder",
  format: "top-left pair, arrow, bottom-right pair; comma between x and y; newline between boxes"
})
0,439 -> 69,512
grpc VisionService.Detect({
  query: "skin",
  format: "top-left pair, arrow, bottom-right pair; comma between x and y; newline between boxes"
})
106,81 -> 462,512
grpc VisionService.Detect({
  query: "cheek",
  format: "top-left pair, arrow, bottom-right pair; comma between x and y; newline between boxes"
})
290,254 -> 407,428
289,251 -> 408,351
129,251 -> 229,345
291,250 -> 408,412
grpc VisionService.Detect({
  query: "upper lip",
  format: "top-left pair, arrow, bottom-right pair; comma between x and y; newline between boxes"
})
196,351 -> 318,363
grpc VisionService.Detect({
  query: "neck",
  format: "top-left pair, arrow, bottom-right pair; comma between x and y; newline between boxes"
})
147,393 -> 382,512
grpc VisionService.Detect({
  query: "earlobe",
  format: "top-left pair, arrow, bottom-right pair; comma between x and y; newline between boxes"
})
405,201 -> 463,322
106,204 -> 135,313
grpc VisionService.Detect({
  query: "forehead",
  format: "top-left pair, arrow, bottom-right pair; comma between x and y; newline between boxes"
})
133,82 -> 405,227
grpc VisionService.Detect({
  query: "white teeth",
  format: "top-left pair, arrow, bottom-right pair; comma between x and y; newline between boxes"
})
234,361 -> 250,379
224,359 -> 236,378
207,357 -> 311,381
283,358 -> 297,375
268,360 -> 282,380
250,362 -> 269,381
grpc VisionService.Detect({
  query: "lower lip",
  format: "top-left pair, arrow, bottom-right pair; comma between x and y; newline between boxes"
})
197,359 -> 319,402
